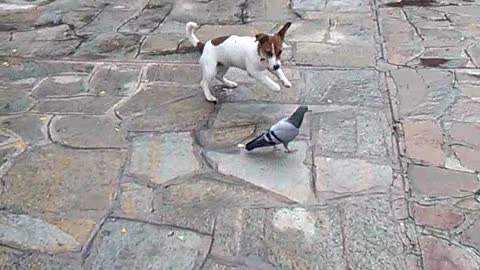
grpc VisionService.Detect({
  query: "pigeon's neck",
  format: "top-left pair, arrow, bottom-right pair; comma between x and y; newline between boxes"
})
288,111 -> 306,128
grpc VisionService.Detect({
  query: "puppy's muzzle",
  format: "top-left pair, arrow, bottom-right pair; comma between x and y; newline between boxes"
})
273,64 -> 280,70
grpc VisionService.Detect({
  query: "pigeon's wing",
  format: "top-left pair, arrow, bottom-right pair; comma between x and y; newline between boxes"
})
269,119 -> 299,143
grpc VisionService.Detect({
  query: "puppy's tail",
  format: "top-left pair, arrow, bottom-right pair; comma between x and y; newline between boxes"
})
186,22 -> 204,52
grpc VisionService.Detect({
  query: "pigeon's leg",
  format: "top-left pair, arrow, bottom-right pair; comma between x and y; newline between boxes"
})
283,143 -> 297,153
216,65 -> 237,88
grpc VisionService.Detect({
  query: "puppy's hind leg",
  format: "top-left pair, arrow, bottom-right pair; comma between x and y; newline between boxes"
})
199,57 -> 218,103
216,64 -> 238,88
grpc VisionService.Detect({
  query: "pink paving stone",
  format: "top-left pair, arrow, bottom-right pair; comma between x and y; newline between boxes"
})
413,204 -> 465,230
420,236 -> 480,270
453,145 -> 480,171
408,165 -> 480,197
403,120 -> 445,166
448,122 -> 480,147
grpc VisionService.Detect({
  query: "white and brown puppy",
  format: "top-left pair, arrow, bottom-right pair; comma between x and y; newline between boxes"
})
186,22 -> 292,103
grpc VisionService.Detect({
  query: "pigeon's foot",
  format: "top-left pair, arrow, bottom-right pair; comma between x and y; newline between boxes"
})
284,148 -> 298,154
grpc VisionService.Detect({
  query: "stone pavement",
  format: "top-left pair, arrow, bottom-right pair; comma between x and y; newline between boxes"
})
1,0 -> 480,269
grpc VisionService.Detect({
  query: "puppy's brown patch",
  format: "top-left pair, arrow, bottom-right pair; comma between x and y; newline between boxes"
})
255,22 -> 291,60
211,35 -> 231,46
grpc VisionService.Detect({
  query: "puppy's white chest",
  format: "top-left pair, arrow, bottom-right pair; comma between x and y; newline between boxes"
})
212,36 -> 260,70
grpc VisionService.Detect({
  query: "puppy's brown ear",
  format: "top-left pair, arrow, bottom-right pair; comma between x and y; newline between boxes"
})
255,33 -> 268,43
277,22 -> 292,40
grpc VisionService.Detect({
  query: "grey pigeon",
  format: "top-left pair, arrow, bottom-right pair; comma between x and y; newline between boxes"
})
245,106 -> 309,153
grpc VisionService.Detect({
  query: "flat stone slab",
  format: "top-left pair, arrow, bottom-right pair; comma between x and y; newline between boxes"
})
315,157 -> 393,195
420,236 -> 480,270
88,64 -> 141,96
413,204 -> 465,230
149,174 -> 293,233
212,196 -> 406,269
118,2 -> 172,35
32,74 -> 89,98
126,132 -> 201,184
403,120 -> 445,166
313,109 -> 390,161
206,141 -> 315,203
85,218 -> 212,270
117,84 -> 215,132
300,69 -> 383,107
408,164 -> 480,197
0,211 -> 80,253
169,0 -> 242,24
294,42 -> 377,67
74,33 -> 141,60
461,220 -> 480,252
1,114 -> 49,146
32,96 -> 121,114
291,0 -> 371,12
50,115 -> 127,148
119,183 -> 154,216
197,125 -> 256,149
390,69 -> 457,119
0,145 -> 126,212
0,90 -> 37,114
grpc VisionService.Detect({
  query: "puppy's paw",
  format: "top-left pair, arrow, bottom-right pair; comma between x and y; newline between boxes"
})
282,80 -> 292,88
205,95 -> 218,103
224,80 -> 238,88
271,83 -> 281,92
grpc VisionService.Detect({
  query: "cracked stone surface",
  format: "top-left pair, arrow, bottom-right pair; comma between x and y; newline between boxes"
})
2,0 -> 480,268
84,218 -> 212,270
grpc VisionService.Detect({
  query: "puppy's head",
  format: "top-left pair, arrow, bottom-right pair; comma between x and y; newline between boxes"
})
256,22 -> 292,71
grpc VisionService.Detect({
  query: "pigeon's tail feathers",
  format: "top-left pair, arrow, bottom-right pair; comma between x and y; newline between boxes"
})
245,134 -> 273,151
186,22 -> 204,52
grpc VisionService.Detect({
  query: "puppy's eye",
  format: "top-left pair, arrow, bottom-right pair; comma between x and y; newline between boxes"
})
267,52 -> 273,57
277,50 -> 282,56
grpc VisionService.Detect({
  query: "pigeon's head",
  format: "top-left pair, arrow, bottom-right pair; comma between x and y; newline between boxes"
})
289,106 -> 309,128
295,106 -> 309,114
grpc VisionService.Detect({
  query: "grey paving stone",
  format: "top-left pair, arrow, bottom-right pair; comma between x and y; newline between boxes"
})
32,74 -> 89,98
51,115 -> 127,148
1,114 -> 49,146
118,2 -> 172,34
89,64 -> 141,96
212,196 -> 406,269
206,141 -> 315,204
117,84 -> 214,132
300,69 -> 383,107
0,145 -> 126,212
32,96 -> 121,114
0,90 -> 36,114
0,211 -> 80,253
125,132 -> 201,184
197,125 -> 256,149
169,0 -> 243,24
315,157 -> 393,194
148,174 -> 293,233
408,164 -> 480,197
390,68 -> 457,119
74,33 -> 141,60
84,218 -> 212,270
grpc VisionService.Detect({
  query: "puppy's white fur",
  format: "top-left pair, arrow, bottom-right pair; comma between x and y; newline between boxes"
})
186,22 -> 291,103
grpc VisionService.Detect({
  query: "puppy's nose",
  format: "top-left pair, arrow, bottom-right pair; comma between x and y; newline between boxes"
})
273,64 -> 280,70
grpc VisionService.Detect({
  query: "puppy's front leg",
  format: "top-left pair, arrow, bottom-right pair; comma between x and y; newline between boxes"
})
269,68 -> 292,88
249,70 -> 281,92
